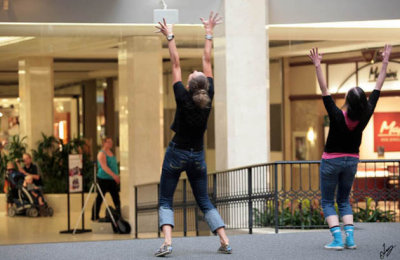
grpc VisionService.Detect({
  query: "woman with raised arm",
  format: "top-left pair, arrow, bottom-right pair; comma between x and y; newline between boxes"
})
309,45 -> 392,250
154,12 -> 231,257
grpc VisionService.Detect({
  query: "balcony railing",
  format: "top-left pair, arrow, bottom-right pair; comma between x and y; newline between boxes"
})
134,159 -> 400,238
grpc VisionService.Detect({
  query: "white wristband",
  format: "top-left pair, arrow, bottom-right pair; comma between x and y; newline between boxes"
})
205,34 -> 213,40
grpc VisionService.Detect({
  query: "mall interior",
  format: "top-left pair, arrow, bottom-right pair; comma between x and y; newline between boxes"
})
0,0 -> 400,245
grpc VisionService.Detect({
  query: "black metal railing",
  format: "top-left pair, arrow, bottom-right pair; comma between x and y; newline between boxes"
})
134,159 -> 400,238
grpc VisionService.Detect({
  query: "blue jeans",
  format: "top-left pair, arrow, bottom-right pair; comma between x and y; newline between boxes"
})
320,157 -> 359,218
159,142 -> 225,233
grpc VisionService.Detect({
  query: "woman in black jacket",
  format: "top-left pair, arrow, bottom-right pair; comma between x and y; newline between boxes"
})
309,44 -> 392,250
154,12 -> 231,257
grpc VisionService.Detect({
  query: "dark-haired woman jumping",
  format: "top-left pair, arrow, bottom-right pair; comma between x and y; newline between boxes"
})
309,44 -> 392,250
154,12 -> 231,257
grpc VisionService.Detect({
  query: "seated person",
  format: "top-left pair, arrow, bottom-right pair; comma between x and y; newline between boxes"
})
23,175 -> 45,208
16,153 -> 43,187
5,162 -> 25,214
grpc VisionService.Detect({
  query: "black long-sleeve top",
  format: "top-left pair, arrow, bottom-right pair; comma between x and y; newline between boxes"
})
323,90 -> 380,154
170,77 -> 214,150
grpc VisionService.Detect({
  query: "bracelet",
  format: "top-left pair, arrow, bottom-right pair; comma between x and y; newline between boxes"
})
205,34 -> 213,40
166,34 -> 174,41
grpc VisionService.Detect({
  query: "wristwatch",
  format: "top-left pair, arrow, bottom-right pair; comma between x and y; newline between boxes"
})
167,34 -> 174,41
205,34 -> 213,40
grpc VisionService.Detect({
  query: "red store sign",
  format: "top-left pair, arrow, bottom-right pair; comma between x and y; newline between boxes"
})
374,112 -> 400,152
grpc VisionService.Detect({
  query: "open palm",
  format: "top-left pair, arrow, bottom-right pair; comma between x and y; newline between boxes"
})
200,11 -> 223,33
308,48 -> 323,67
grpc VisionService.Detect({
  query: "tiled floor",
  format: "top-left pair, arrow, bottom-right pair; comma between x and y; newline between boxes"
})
0,212 -> 132,245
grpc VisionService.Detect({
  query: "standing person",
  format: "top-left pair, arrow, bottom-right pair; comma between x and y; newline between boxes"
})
16,153 -> 42,187
308,44 -> 392,250
154,12 -> 231,257
91,137 -> 121,221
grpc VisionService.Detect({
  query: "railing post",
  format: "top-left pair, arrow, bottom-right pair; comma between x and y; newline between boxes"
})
195,207 -> 199,236
398,161 -> 400,222
248,167 -> 253,234
183,179 -> 187,237
213,174 -> 217,204
274,163 -> 279,234
157,183 -> 160,238
134,186 -> 138,239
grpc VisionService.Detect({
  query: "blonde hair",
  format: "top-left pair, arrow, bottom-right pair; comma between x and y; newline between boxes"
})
6,162 -> 14,170
189,75 -> 211,109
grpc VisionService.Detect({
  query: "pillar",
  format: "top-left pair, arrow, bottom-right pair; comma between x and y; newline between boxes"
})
214,0 -> 270,170
19,57 -> 54,151
118,36 -> 163,229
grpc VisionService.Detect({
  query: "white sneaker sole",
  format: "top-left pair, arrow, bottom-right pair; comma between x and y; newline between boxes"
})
324,246 -> 344,251
155,251 -> 171,257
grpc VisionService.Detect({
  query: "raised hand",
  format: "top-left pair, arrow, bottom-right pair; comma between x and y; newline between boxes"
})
308,48 -> 323,67
155,18 -> 173,37
200,11 -> 223,34
381,44 -> 392,63
375,44 -> 393,91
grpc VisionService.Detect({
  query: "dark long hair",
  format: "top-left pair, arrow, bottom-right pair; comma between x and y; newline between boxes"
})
188,74 -> 211,109
345,87 -> 370,121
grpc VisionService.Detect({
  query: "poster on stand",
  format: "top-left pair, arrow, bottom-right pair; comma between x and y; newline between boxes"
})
69,154 -> 83,193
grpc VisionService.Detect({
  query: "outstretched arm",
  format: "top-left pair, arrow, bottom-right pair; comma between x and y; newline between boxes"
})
200,12 -> 222,78
375,44 -> 392,91
155,18 -> 181,84
308,48 -> 329,96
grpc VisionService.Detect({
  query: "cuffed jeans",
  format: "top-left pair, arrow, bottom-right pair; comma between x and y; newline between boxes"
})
320,157 -> 359,218
159,142 -> 225,233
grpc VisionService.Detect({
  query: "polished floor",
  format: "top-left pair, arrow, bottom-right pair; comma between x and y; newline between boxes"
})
0,205 -> 328,246
0,211 -> 132,245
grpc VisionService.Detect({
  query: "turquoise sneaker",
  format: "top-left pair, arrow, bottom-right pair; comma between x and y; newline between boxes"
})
324,226 -> 344,250
154,244 -> 172,257
344,225 -> 357,249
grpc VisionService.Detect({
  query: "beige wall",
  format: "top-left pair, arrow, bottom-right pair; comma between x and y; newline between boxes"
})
270,60 -> 284,161
289,65 -> 320,96
290,99 -> 325,160
270,60 -> 283,104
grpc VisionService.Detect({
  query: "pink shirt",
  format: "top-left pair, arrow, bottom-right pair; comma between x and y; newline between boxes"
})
322,110 -> 360,159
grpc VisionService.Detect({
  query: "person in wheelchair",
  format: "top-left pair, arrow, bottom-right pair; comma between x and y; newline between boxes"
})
23,175 -> 46,214
4,162 -> 25,215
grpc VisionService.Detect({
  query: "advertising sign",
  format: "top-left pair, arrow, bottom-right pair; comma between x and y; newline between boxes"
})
374,112 -> 400,152
68,154 -> 83,193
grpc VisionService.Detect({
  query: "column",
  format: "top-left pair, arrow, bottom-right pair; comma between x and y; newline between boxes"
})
82,80 -> 97,159
214,0 -> 270,170
19,57 -> 54,151
104,78 -> 116,144
118,36 -> 163,228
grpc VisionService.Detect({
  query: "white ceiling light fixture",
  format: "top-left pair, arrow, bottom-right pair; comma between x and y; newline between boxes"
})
0,37 -> 34,47
153,0 -> 179,24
